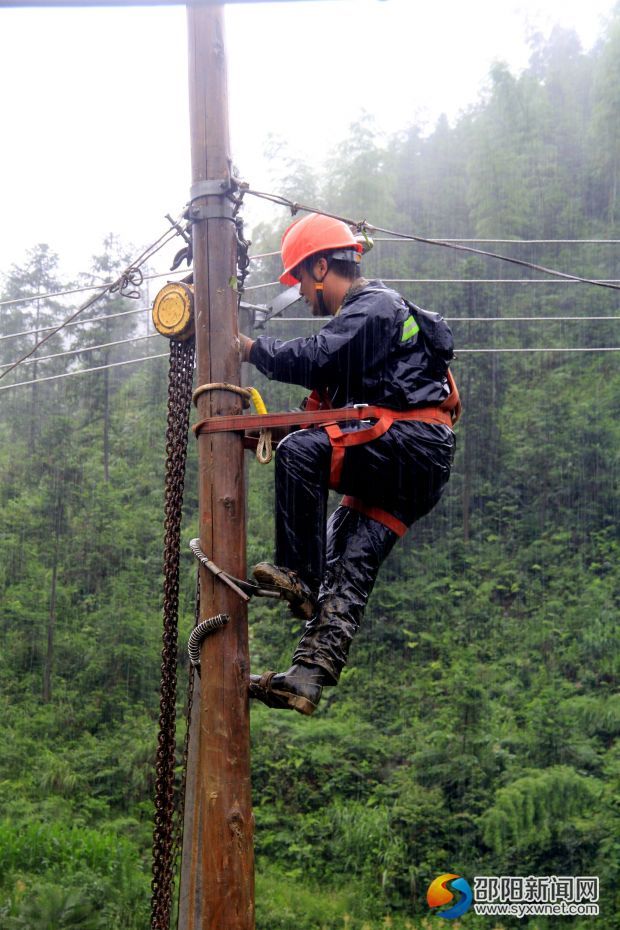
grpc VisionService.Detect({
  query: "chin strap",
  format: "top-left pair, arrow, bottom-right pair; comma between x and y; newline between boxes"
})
312,267 -> 330,316
314,281 -> 329,316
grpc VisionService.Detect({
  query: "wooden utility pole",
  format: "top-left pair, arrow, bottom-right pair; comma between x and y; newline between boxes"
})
178,4 -> 254,929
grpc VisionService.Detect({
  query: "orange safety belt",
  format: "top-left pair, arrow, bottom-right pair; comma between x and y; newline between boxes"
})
323,370 -> 460,489
326,371 -> 460,535
193,372 -> 461,536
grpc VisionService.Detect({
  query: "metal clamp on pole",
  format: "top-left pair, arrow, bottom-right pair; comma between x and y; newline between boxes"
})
189,177 -> 234,221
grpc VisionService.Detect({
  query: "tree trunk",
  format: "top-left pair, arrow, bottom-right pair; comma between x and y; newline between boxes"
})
42,550 -> 58,704
103,351 -> 110,482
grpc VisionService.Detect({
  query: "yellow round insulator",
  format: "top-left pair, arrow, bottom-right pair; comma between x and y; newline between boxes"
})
152,282 -> 195,340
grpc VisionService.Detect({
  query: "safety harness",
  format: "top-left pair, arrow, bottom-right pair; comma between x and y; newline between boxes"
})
193,370 -> 460,537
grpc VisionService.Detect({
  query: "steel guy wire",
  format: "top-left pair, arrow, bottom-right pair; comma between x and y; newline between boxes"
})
0,221 -> 182,383
240,186 -> 620,293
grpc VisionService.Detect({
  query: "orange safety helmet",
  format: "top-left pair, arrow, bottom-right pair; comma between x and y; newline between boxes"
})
279,213 -> 364,286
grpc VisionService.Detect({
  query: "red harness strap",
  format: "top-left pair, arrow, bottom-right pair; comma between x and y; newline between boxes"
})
323,405 -> 454,489
326,371 -> 461,533
193,376 -> 461,537
303,388 -> 332,412
340,495 -> 408,537
193,373 -> 460,439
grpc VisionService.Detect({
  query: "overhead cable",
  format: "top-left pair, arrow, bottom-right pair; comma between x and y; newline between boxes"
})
240,186 -> 620,293
3,314 -> 617,374
457,347 -> 620,353
243,281 -> 281,291
383,278 -> 620,285
1,346 -> 618,394
0,267 -> 189,310
237,277 -> 620,291
2,277 -> 618,345
0,332 -> 160,371
0,353 -> 169,393
2,237 -> 617,309
270,315 -> 620,324
247,240 -> 620,263
5,310 -> 616,352
371,237 -> 620,245
0,220 -> 183,383
0,304 -> 152,343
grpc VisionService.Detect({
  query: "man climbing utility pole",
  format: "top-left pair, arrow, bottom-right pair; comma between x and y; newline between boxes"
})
178,4 -> 254,929
239,213 -> 459,716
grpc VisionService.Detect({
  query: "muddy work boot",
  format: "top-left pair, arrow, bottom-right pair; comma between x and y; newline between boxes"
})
252,562 -> 317,620
249,664 -> 328,716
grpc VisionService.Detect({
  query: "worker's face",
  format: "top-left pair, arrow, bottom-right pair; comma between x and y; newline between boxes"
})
296,258 -> 331,317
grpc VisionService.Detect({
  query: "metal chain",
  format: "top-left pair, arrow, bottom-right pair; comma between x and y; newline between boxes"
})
151,337 -> 196,930
230,186 -> 252,297
172,577 -> 200,930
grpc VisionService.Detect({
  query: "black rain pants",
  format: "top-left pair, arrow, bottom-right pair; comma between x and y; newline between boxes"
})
274,420 -> 455,683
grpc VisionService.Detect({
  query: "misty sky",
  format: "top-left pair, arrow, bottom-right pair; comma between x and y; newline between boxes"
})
0,0 -> 617,281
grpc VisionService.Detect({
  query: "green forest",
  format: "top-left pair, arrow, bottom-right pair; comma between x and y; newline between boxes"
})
1,16 -> 619,930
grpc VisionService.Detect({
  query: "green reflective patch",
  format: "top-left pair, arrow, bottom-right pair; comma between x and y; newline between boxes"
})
401,314 -> 420,342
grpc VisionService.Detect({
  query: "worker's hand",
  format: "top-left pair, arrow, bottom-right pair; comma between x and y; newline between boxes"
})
239,332 -> 255,363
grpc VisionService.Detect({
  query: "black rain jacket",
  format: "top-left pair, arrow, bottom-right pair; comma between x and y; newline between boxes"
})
249,279 -> 454,410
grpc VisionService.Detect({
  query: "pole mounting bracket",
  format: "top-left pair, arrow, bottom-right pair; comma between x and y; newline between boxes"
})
189,177 -> 234,220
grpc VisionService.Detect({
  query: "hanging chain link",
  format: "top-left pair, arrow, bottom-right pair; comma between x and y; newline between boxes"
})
151,337 -> 196,930
230,185 -> 252,297
173,576 -> 200,920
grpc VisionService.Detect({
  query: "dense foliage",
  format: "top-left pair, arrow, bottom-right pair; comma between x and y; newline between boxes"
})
1,19 -> 619,930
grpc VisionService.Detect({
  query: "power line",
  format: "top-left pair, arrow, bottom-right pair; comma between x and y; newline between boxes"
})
4,286 -> 618,347
2,276 -> 618,345
240,187 -> 620,293
0,221 -> 182,383
0,353 -> 169,393
248,240 -> 620,263
0,332 -> 161,371
3,313 -> 617,373
371,237 -> 620,245
0,304 -> 151,343
0,267 -> 189,310
2,239 -> 618,310
270,315 -> 620,323
243,281 -> 280,291
242,277 -> 620,291
1,345 -> 618,394
383,278 -> 620,285
457,347 -> 620,353
3,251 -> 617,313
